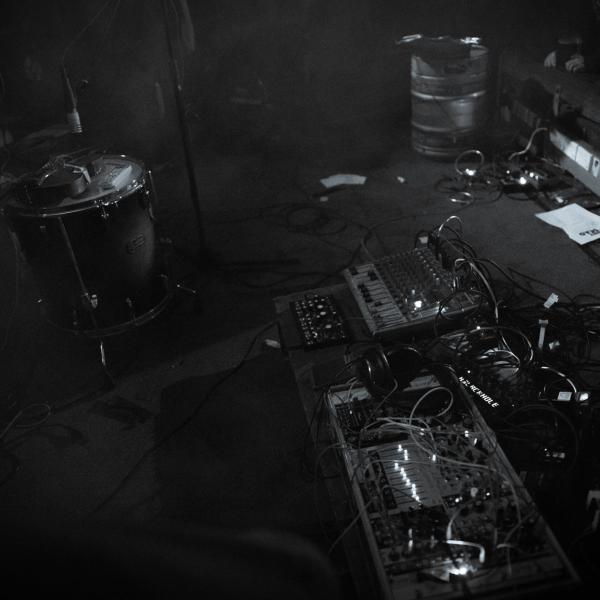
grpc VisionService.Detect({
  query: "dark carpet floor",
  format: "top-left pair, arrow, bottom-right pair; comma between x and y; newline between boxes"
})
155,352 -> 331,534
3,126 -> 600,597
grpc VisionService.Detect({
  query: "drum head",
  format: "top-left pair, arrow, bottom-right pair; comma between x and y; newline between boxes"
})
6,155 -> 146,217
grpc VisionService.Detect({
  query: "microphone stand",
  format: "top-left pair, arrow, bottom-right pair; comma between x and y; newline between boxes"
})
158,1 -> 303,284
160,0 -> 209,261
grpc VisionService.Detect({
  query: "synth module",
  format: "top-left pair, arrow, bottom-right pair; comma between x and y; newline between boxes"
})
326,370 -> 579,600
290,293 -> 351,349
344,246 -> 479,338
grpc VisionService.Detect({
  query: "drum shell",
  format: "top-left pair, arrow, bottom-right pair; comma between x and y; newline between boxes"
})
410,45 -> 489,159
8,185 -> 166,334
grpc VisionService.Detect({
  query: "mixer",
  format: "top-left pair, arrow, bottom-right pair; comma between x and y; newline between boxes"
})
344,246 -> 479,338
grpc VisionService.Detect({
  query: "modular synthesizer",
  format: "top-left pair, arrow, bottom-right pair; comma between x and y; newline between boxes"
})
326,369 -> 579,599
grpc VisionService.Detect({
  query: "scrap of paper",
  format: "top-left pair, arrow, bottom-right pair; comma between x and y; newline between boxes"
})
319,173 -> 366,188
535,203 -> 600,245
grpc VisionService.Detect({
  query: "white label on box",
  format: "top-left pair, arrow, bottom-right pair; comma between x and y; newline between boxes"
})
576,145 -> 593,171
536,203 -> 600,245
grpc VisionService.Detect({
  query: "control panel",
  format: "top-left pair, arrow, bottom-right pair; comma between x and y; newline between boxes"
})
344,246 -> 479,338
290,293 -> 351,350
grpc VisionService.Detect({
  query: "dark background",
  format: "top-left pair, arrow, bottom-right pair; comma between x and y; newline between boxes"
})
0,0 -> 588,257
1,3 -> 599,597
0,0 -> 592,393
0,0 -> 581,159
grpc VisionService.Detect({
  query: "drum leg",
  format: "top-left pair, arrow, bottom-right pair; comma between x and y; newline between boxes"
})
57,216 -> 100,327
99,339 -> 116,389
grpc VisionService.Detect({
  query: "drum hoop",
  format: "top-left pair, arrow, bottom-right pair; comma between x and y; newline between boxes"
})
5,176 -> 147,218
41,276 -> 173,338
82,287 -> 173,338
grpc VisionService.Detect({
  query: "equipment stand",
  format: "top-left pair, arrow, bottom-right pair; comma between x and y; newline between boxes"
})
160,0 -> 208,259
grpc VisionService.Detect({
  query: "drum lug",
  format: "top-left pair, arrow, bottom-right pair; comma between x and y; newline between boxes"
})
82,293 -> 99,311
94,199 -> 109,220
126,297 -> 136,318
126,297 -> 140,325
